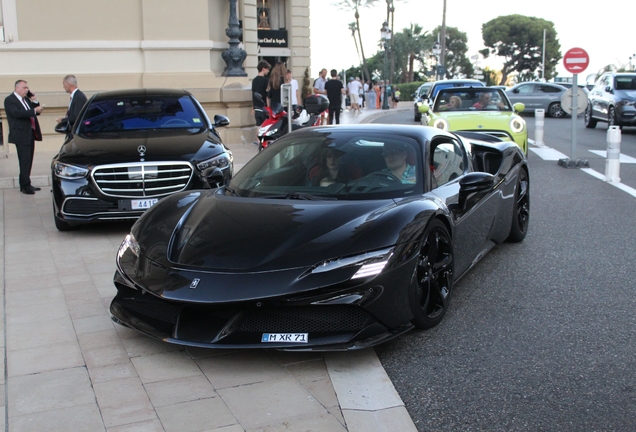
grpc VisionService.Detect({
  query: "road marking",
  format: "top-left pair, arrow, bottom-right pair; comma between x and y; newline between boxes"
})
581,168 -> 636,198
588,150 -> 636,163
529,143 -> 636,198
529,147 -> 569,160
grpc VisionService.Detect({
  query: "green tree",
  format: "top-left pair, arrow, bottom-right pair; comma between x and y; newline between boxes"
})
480,15 -> 561,85
432,26 -> 473,79
391,24 -> 431,83
335,0 -> 380,83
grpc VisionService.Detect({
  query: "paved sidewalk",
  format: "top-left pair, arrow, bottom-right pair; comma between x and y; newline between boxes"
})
0,104 -> 415,431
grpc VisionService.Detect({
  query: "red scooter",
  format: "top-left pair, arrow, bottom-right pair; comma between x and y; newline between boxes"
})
257,94 -> 329,152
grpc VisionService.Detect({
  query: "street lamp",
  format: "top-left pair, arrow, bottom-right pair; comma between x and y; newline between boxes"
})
380,21 -> 392,110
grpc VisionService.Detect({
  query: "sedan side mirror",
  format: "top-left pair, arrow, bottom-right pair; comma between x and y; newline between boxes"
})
55,121 -> 70,134
512,89 -> 520,94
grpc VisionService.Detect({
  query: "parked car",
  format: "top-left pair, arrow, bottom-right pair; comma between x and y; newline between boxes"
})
505,82 -> 568,117
110,124 -> 529,350
585,72 -> 636,129
412,82 -> 432,121
51,88 -> 233,231
418,87 -> 527,153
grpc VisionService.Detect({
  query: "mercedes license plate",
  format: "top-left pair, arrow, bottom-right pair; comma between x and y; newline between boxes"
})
131,198 -> 158,210
261,333 -> 308,343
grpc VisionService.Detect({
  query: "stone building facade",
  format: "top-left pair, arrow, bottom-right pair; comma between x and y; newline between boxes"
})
0,0 -> 311,151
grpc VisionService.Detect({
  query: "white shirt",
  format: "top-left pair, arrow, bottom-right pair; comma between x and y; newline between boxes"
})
348,79 -> 362,96
290,79 -> 299,105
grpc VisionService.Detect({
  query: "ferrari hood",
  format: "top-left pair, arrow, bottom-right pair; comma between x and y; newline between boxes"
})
165,193 -> 397,271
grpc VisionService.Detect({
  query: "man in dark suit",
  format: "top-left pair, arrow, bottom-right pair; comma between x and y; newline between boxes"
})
55,75 -> 87,130
3,79 -> 43,195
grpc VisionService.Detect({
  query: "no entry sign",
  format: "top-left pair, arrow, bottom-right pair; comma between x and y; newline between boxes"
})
563,48 -> 589,74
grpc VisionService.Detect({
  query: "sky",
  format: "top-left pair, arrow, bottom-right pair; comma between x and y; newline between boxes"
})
308,0 -> 634,85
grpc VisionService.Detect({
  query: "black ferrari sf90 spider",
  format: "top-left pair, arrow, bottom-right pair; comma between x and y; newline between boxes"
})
111,124 -> 529,350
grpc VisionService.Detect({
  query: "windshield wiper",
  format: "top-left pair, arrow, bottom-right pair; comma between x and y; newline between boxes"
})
261,192 -> 336,201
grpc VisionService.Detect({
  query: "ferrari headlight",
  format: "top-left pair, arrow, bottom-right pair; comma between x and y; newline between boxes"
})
433,118 -> 449,130
197,153 -> 231,171
311,248 -> 393,279
54,162 -> 89,179
118,233 -> 140,260
510,117 -> 525,133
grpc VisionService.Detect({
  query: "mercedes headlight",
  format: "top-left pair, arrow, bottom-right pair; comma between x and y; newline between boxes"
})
310,248 -> 393,280
617,100 -> 635,107
433,118 -> 449,130
54,162 -> 89,179
510,117 -> 525,133
197,153 -> 231,171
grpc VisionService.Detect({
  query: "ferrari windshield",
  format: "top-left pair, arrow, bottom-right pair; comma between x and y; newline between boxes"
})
78,95 -> 206,133
228,129 -> 422,200
434,89 -> 512,112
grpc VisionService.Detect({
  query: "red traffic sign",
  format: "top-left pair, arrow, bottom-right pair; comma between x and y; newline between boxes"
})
563,48 -> 589,74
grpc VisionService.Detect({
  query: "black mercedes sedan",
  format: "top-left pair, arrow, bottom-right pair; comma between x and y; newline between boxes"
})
51,88 -> 233,231
111,124 -> 529,351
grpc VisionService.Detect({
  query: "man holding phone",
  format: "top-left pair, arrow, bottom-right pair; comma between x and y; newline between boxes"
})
4,80 -> 43,194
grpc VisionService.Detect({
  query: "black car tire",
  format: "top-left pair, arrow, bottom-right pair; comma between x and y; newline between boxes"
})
410,219 -> 454,329
548,102 -> 565,118
506,167 -> 529,243
584,105 -> 597,128
414,110 -> 421,122
608,106 -> 619,128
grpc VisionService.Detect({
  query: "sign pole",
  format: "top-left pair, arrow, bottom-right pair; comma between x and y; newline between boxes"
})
571,73 -> 577,160
558,47 -> 590,169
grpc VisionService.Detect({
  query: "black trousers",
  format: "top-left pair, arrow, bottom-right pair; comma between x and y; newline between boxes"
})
328,106 -> 341,124
14,135 -> 35,190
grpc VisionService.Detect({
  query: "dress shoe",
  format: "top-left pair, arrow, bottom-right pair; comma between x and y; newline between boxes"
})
20,188 -> 35,195
31,186 -> 41,191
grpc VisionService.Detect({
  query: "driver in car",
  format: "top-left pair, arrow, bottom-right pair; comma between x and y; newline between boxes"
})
382,142 -> 416,184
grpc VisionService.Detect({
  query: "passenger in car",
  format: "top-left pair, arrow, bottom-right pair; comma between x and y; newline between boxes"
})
309,148 -> 351,186
382,142 -> 416,184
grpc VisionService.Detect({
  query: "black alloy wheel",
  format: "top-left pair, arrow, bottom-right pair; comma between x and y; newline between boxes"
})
506,168 -> 530,243
584,105 -> 597,128
411,219 -> 454,329
548,102 -> 565,118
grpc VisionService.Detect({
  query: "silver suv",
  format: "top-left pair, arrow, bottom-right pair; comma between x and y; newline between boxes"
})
585,72 -> 636,129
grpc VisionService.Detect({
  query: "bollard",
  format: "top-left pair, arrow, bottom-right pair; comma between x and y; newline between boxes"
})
534,109 -> 546,147
605,126 -> 621,182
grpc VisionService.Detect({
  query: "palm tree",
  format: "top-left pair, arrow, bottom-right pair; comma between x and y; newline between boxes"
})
335,0 -> 379,84
392,24 -> 429,82
349,22 -> 363,77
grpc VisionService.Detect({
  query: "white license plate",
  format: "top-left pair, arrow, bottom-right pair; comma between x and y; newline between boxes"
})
261,333 -> 308,343
131,199 -> 158,210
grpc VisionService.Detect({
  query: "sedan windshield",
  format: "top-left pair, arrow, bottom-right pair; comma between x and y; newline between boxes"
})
228,129 -> 422,200
78,95 -> 206,133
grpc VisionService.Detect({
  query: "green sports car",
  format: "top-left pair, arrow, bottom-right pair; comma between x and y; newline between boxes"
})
418,87 -> 527,153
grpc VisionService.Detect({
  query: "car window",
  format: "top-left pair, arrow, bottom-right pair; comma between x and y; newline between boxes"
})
79,95 -> 205,133
229,130 -> 421,200
515,84 -> 535,94
615,76 -> 636,90
538,85 -> 562,93
431,140 -> 464,188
